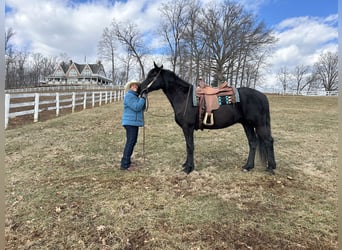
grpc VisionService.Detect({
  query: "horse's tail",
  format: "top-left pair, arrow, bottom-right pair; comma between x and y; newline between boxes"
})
257,103 -> 272,167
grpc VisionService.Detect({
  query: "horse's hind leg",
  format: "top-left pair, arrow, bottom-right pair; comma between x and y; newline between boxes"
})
242,123 -> 257,171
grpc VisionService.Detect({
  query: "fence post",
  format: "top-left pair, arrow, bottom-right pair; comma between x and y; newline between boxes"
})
72,92 -> 76,112
5,94 -> 10,129
109,91 -> 113,103
83,92 -> 87,109
34,93 -> 39,122
99,92 -> 102,106
105,91 -> 108,104
56,92 -> 60,116
92,92 -> 95,108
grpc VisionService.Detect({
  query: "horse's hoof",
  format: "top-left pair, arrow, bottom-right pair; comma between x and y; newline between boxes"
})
182,168 -> 190,174
242,168 -> 249,172
182,167 -> 193,174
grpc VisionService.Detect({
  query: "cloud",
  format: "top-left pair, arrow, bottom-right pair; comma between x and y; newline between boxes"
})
5,0 -> 338,89
236,0 -> 273,13
258,14 -> 337,88
5,0 -> 162,63
6,0 -> 109,61
269,15 -> 338,71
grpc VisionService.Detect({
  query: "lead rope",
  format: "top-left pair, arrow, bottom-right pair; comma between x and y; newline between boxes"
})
142,94 -> 149,166
143,122 -> 146,166
140,69 -> 161,167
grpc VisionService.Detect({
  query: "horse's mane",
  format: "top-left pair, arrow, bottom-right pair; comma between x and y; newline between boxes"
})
163,68 -> 192,89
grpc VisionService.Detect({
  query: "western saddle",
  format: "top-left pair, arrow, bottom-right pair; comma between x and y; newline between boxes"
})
196,82 -> 236,126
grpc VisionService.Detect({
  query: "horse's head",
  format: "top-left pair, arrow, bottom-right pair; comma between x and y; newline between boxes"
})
140,62 -> 164,94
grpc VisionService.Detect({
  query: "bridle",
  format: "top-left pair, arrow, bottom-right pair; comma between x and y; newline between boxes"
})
140,68 -> 162,95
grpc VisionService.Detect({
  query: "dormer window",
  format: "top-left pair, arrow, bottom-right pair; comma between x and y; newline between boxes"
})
83,69 -> 92,76
55,69 -> 64,76
69,69 -> 78,77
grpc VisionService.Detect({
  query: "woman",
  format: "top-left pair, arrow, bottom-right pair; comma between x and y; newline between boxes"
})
120,80 -> 146,171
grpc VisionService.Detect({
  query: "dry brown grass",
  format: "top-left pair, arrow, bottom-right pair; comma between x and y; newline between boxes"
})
5,91 -> 337,249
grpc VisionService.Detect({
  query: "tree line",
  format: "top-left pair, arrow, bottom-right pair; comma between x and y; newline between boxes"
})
5,0 -> 338,92
277,51 -> 338,93
98,0 -> 276,87
5,27 -> 71,89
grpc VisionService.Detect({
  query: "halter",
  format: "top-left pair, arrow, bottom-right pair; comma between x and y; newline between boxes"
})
140,68 -> 162,95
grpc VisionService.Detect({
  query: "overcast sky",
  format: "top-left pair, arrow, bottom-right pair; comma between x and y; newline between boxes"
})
5,0 -> 338,88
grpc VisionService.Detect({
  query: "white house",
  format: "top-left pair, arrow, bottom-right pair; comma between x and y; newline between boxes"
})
46,60 -> 112,85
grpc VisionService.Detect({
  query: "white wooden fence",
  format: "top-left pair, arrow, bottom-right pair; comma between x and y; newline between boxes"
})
256,87 -> 338,96
5,90 -> 124,129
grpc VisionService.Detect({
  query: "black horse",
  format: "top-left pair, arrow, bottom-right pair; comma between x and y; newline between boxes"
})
140,63 -> 276,174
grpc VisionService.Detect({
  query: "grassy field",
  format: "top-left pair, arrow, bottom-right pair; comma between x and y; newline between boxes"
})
5,91 -> 338,249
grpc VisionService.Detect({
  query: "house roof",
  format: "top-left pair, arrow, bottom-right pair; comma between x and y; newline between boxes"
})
60,63 -> 69,73
88,63 -> 102,74
51,61 -> 107,77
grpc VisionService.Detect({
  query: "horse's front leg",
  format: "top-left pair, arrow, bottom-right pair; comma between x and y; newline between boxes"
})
182,125 -> 195,174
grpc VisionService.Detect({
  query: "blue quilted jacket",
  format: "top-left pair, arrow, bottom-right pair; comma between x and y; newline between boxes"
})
121,90 -> 146,127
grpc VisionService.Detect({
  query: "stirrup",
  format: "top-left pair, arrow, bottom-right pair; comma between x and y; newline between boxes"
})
203,112 -> 214,126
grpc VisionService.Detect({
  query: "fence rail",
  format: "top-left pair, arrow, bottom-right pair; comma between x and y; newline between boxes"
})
256,87 -> 338,96
5,89 -> 125,129
5,85 -> 122,94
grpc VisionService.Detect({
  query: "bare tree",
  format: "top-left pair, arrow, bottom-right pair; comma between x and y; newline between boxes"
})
5,27 -> 15,53
313,51 -> 338,91
236,20 -> 275,87
198,1 -> 237,85
159,0 -> 191,73
58,52 -> 70,64
98,27 -> 117,84
41,56 -> 58,83
16,52 -> 28,87
277,66 -> 290,94
111,19 -> 147,79
292,65 -> 314,94
197,1 -> 275,86
30,53 -> 45,85
5,27 -> 16,88
117,53 -> 134,84
181,0 -> 204,82
248,48 -> 271,88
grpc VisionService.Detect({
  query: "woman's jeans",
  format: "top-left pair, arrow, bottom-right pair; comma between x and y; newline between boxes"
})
121,125 -> 139,169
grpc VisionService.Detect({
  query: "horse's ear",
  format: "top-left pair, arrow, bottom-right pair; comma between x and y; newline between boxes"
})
153,62 -> 163,69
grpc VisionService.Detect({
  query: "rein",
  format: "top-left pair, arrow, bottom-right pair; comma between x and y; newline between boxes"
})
183,85 -> 192,117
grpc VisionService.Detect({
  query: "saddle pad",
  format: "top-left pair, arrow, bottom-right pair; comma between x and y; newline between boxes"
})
192,86 -> 240,106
